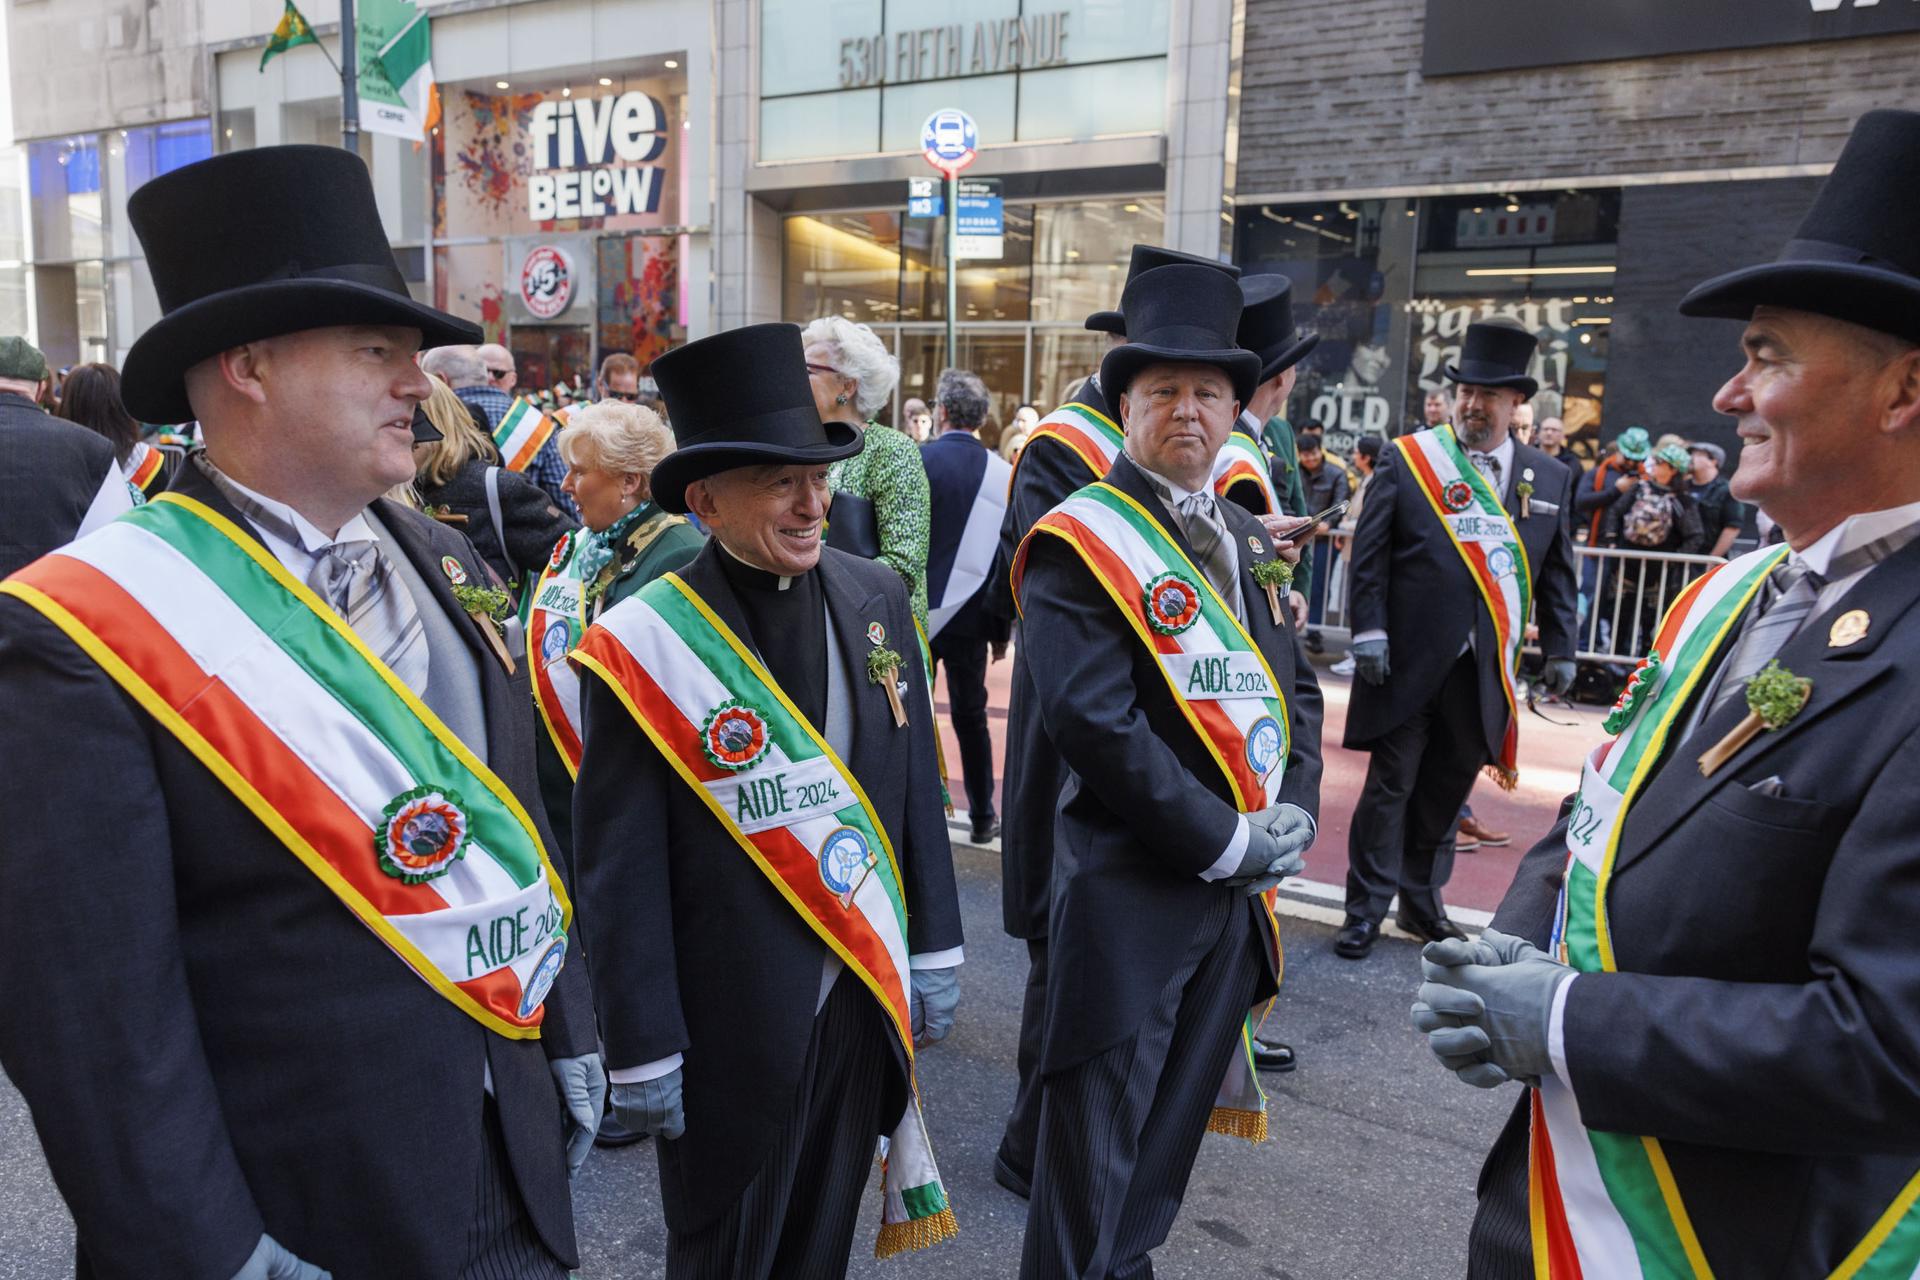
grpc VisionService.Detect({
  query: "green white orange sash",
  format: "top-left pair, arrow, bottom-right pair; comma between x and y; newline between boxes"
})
527,528 -> 594,777
1,494 -> 573,1038
572,573 -> 956,1257
124,441 -> 166,501
493,398 -> 559,473
1523,543 -> 1920,1280
1211,429 -> 1280,514
1395,425 -> 1532,786
1009,401 -> 1123,494
1011,479 -> 1291,1138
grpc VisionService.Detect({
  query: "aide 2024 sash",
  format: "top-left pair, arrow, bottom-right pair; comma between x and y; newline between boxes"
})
1009,401 -> 1124,493
527,528 -> 594,778
1211,429 -> 1281,515
2,495 -> 573,1038
1395,424 -> 1532,787
1011,479 -> 1293,1138
572,574 -> 956,1257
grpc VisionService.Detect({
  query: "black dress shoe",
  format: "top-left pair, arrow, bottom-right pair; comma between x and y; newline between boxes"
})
1396,914 -> 1468,944
969,816 -> 1001,845
1252,1039 -> 1297,1072
992,1150 -> 1032,1200
1334,918 -> 1379,959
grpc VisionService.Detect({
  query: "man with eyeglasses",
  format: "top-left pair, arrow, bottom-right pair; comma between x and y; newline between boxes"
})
424,343 -> 580,519
597,352 -> 642,404
478,342 -> 519,394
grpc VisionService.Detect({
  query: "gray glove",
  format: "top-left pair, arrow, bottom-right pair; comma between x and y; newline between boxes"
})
911,966 -> 961,1045
1353,637 -> 1389,686
1416,929 -> 1572,1088
1542,658 -> 1577,695
231,1234 -> 331,1280
550,1052 -> 607,1175
1239,803 -> 1315,894
610,1068 -> 686,1140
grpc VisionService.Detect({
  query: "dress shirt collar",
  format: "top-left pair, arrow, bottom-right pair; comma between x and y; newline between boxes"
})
1131,457 -> 1212,510
1791,500 -> 1920,579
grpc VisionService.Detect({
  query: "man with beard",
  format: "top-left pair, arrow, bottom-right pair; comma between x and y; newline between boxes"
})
1338,318 -> 1579,958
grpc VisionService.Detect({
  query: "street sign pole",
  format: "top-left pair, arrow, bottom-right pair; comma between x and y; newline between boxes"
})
945,169 -> 958,371
340,0 -> 360,152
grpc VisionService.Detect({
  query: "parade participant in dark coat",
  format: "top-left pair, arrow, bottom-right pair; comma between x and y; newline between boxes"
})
1011,263 -> 1324,1279
413,375 -> 579,593
0,337 -> 130,575
1418,107 -> 1920,1280
56,361 -> 184,501
1339,318 -> 1579,959
984,242 -> 1241,1200
569,322 -> 965,1278
0,145 -> 601,1280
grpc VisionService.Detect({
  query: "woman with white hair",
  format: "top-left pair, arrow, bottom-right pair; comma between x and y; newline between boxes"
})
802,315 -> 931,629
526,399 -> 705,890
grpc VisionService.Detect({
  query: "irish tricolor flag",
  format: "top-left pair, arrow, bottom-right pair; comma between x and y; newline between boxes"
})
493,398 -> 559,473
359,0 -> 440,141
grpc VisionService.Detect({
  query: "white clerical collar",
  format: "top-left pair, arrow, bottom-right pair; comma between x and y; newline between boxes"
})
1792,499 -> 1920,577
719,537 -> 797,590
220,470 -> 375,550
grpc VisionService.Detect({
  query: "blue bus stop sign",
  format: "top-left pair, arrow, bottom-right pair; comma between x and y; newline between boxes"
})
921,108 -> 978,177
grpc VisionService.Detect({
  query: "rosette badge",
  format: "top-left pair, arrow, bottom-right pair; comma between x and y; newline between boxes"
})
704,702 -> 771,771
378,786 -> 473,884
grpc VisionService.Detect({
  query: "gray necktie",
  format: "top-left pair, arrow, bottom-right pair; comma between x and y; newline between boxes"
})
1471,452 -> 1502,490
1708,559 -> 1821,717
1177,492 -> 1241,618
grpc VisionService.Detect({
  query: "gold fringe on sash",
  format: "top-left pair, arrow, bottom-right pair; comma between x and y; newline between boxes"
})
1485,763 -> 1519,791
1207,1105 -> 1269,1143
874,1206 -> 960,1259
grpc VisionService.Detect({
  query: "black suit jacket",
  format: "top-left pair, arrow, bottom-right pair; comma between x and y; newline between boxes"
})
921,430 -> 1011,645
986,414 -> 1113,938
0,391 -> 120,578
0,464 -> 594,1280
1477,535 -> 1920,1275
1016,453 -> 1324,1071
571,543 -> 964,1233
1344,436 -> 1578,758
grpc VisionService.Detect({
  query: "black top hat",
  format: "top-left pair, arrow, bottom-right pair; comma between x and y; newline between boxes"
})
120,146 -> 481,424
1237,274 -> 1320,385
1084,309 -> 1125,335
1444,318 -> 1539,399
648,323 -> 862,514
1680,109 -> 1920,344
1083,245 -> 1241,338
1098,265 -> 1261,406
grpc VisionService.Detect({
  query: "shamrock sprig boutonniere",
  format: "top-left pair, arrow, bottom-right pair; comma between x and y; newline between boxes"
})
867,643 -> 909,727
452,583 -> 517,674
1250,557 -> 1294,627
1516,471 -> 1535,520
1697,659 -> 1812,777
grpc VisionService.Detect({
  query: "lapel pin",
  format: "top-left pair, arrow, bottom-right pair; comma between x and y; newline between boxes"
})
1698,659 -> 1811,777
1828,609 -> 1869,648
867,621 -> 886,647
441,555 -> 469,585
1246,534 -> 1264,553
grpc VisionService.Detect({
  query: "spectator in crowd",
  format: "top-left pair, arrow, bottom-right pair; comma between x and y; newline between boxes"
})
476,342 -> 518,396
412,375 -> 577,595
803,315 -> 932,629
1577,425 -> 1649,544
901,396 -> 930,441
999,422 -> 1032,464
57,361 -> 185,499
0,338 -> 127,576
1328,434 -> 1385,678
1011,402 -> 1040,437
1510,403 -> 1536,446
1297,428 -> 1352,637
1655,431 -> 1690,455
596,351 -> 641,403
1422,389 -> 1451,429
1535,416 -> 1574,466
1603,442 -> 1707,650
1688,440 -> 1747,558
422,342 -> 579,519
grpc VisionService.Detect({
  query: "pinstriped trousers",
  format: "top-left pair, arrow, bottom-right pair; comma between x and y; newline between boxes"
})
462,1099 -> 572,1280
1467,1099 -> 1535,1280
1020,893 -> 1265,1280
666,974 -> 893,1280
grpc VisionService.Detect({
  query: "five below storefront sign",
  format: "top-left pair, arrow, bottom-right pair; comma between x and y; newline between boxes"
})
526,91 -> 669,221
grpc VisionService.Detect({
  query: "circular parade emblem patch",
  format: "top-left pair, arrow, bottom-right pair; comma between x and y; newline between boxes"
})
818,825 -> 872,898
702,701 -> 771,771
377,786 -> 472,884
1443,481 -> 1474,513
1245,715 -> 1283,780
1144,572 -> 1202,635
541,618 -> 572,665
1485,544 -> 1517,580
517,936 -> 568,1019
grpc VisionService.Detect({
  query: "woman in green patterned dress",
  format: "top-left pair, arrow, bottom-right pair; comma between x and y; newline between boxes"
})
801,315 -> 931,631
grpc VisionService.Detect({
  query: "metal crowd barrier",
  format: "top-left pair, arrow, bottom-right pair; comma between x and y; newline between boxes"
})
1307,532 -> 1726,665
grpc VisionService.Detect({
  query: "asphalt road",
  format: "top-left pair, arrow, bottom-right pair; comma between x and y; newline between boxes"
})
0,843 -> 1515,1280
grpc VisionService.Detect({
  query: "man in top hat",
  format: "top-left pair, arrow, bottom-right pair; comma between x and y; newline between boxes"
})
1416,105 -> 1920,1280
0,146 -> 602,1280
983,243 -> 1241,1201
0,334 -> 132,578
1337,316 -> 1579,959
567,321 -> 965,1277
1010,262 -> 1323,1278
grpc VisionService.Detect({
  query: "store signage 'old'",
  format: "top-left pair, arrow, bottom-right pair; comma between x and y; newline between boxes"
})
526,92 -> 669,221
838,12 -> 1070,89
1423,0 -> 1920,76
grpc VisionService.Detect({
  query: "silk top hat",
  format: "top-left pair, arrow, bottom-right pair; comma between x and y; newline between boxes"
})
1237,274 -> 1320,384
648,322 -> 862,515
1444,318 -> 1540,399
120,145 -> 482,425
1680,110 -> 1920,344
1084,244 -> 1241,336
1099,264 -> 1261,406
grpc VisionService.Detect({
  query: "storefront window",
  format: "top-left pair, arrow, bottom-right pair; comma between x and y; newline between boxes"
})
785,211 -> 906,322
1030,198 -> 1162,323
219,109 -> 256,154
28,137 -> 103,261
900,203 -> 1032,322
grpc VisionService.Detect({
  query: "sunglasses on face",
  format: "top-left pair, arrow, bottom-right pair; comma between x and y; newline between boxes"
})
606,389 -> 640,402
486,367 -> 513,379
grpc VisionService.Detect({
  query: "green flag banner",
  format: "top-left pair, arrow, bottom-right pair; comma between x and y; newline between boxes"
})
357,0 -> 437,141
259,0 -> 318,71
